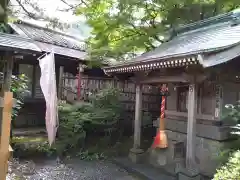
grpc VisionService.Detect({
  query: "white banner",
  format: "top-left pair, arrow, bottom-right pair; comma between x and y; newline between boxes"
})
39,52 -> 59,146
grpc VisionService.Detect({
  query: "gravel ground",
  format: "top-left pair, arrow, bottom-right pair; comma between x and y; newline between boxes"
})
7,158 -> 140,180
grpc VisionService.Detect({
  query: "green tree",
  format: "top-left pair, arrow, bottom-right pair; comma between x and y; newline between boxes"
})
3,0 -> 240,62
75,0 -> 240,61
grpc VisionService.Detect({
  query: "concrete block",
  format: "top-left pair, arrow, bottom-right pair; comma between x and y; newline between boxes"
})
129,148 -> 144,163
149,148 -> 168,167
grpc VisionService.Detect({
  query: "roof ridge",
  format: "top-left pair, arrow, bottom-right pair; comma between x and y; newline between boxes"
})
176,8 -> 240,35
16,19 -> 85,42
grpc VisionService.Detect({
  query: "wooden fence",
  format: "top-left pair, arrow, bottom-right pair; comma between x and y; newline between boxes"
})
62,73 -> 161,127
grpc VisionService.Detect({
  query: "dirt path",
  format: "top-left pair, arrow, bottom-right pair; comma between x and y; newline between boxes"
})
7,158 -> 140,180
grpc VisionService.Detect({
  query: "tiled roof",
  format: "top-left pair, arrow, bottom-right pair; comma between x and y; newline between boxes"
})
9,21 -> 86,50
199,43 -> 240,68
8,21 -> 87,59
0,33 -> 41,52
104,9 -> 240,73
176,8 -> 240,34
132,21 -> 240,63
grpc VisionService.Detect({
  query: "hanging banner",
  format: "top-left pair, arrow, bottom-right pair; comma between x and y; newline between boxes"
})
39,52 -> 59,146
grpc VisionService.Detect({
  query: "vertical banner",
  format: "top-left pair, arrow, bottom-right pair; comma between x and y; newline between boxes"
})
39,52 -> 59,146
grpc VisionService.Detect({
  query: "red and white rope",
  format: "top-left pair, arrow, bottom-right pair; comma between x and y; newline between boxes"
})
160,96 -> 166,119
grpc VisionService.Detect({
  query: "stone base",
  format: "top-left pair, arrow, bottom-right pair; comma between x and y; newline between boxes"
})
178,168 -> 201,180
129,148 -> 144,163
149,148 -> 168,166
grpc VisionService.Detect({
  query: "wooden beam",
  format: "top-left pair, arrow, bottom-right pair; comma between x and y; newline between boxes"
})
165,110 -> 214,120
137,73 -> 208,84
0,92 -> 13,180
186,83 -> 197,170
139,75 -> 188,84
182,72 -> 209,83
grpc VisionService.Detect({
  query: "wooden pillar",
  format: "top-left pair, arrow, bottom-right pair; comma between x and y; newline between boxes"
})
31,65 -> 36,98
0,92 -> 13,180
3,55 -> 13,92
186,83 -> 197,170
214,83 -> 223,120
77,64 -> 84,100
129,83 -> 144,163
133,83 -> 142,149
58,66 -> 64,99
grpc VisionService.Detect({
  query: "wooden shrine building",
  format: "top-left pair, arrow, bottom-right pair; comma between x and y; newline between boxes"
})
103,9 -> 240,179
5,20 -> 89,127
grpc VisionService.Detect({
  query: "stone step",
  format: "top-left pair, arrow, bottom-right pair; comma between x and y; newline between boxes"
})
13,128 -> 46,137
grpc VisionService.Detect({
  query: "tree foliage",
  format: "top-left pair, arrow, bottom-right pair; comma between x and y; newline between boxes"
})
4,0 -> 240,61
76,0 -> 240,61
5,0 -> 81,29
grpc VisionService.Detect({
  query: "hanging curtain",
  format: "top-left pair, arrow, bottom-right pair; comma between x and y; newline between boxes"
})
39,52 -> 59,146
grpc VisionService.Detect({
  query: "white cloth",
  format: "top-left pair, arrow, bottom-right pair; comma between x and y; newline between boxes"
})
39,52 -> 59,146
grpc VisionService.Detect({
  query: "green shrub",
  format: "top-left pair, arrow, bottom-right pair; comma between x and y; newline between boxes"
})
55,102 -> 89,155
55,87 -> 123,156
216,102 -> 240,163
222,102 -> 240,135
11,74 -> 29,119
214,102 -> 240,179
213,150 -> 240,180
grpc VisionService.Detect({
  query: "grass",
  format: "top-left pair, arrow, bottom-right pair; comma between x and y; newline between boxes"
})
11,136 -> 56,158
11,134 -> 135,160
11,132 -> 154,162
12,136 -> 47,143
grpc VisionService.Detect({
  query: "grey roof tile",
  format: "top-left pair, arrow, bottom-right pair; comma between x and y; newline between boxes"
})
200,43 -> 240,68
106,9 -> 240,69
8,21 -> 88,59
130,22 -> 240,64
9,22 -> 87,51
0,33 -> 41,52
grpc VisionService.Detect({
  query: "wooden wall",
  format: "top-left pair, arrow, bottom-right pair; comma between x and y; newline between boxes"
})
166,81 -> 216,121
62,72 -> 161,127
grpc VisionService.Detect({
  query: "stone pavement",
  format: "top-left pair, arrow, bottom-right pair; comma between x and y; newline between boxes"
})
113,157 -> 176,180
7,158 -> 141,180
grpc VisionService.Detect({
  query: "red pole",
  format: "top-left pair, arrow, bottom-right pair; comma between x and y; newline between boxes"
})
152,84 -> 168,149
160,96 -> 166,131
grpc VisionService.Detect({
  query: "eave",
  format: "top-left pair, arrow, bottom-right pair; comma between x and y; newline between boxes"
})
104,55 -> 199,74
